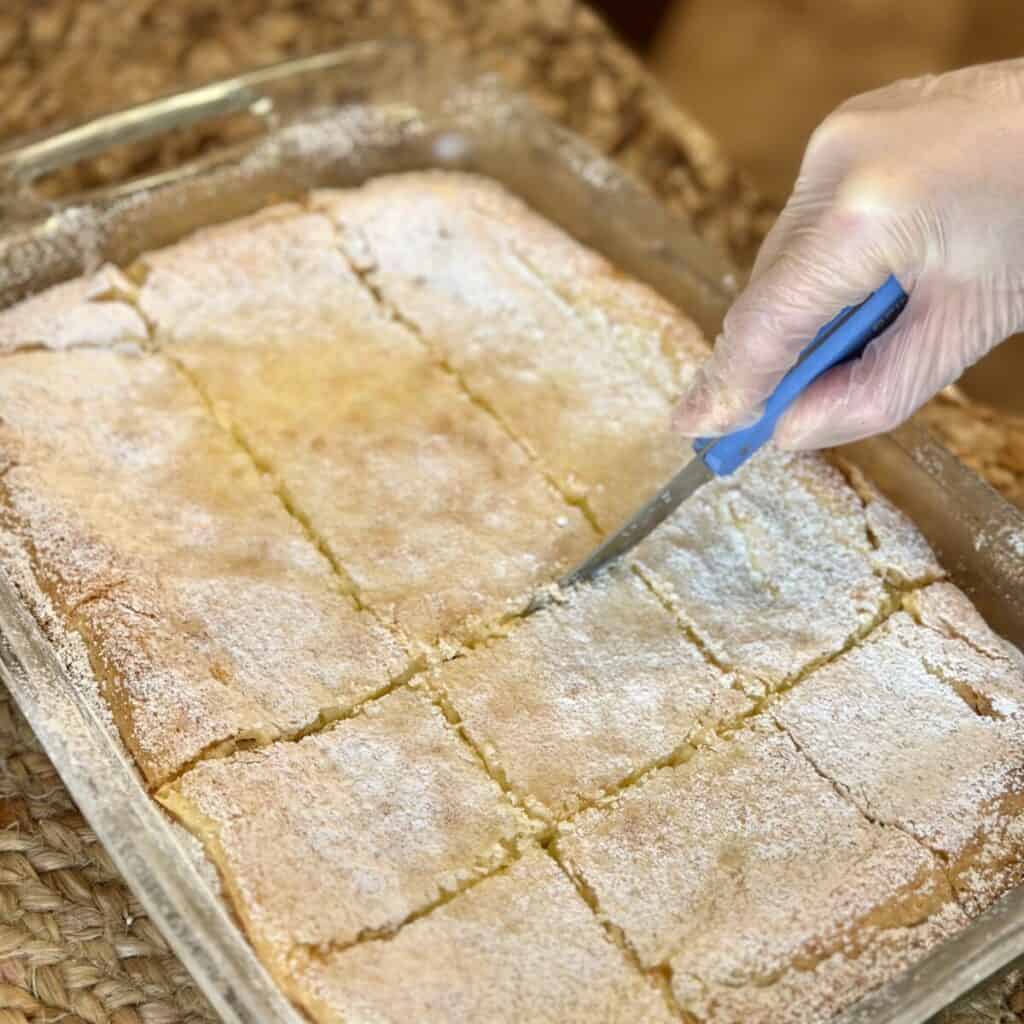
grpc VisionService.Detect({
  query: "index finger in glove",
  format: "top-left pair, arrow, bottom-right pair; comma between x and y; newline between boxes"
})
673,212 -> 901,437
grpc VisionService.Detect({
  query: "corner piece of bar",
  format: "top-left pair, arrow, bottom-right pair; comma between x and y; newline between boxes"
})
775,585 -> 1024,913
0,265 -> 147,354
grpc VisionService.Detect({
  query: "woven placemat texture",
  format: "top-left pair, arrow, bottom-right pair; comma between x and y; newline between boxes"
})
0,0 -> 775,266
0,690 -> 215,1024
920,390 -> 1024,512
0,3 -> 1021,1022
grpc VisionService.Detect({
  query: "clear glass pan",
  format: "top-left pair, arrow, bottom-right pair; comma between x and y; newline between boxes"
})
0,40 -> 1021,1024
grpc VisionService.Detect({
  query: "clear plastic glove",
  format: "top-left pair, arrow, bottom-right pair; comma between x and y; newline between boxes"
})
674,60 -> 1024,450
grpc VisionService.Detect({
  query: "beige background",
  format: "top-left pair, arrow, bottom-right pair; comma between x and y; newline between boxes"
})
651,0 -> 1024,413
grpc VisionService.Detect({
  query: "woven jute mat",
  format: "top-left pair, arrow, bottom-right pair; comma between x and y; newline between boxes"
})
0,3 -> 1021,1022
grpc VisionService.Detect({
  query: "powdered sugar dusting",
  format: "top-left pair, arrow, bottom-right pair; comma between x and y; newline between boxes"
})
0,264 -> 146,354
160,688 -> 531,982
134,205 -> 597,651
429,567 -> 750,819
635,448 -> 905,689
312,171 -> 707,532
558,721 -> 964,1023
775,600 -> 1024,912
0,349 -> 407,785
0,172 -> 1021,1023
291,847 -> 674,1024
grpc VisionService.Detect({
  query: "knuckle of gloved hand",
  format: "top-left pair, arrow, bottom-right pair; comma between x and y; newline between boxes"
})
834,163 -> 911,221
804,107 -> 871,166
721,304 -> 797,376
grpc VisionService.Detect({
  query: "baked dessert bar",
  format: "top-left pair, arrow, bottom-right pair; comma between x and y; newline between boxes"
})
312,172 -> 708,532
289,847 -> 676,1024
158,687 -> 532,992
1,171 -> 1022,1023
556,721 -> 966,1023
775,583 -> 1024,914
635,446 -> 942,690
428,567 -> 751,819
132,207 -> 597,650
0,349 -> 406,786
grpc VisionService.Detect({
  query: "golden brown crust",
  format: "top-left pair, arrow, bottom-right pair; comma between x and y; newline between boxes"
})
159,688 -> 533,985
0,350 -> 407,785
289,847 -> 675,1024
557,721 -> 965,1023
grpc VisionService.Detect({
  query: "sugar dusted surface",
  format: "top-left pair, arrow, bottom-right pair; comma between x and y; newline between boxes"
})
0,350 -> 407,785
775,596 -> 1024,910
0,265 -> 147,354
140,209 -> 597,649
134,204 -> 346,348
635,447 -> 931,688
160,688 -> 531,985
431,568 -> 750,818
908,581 -> 1024,716
314,171 -> 709,531
558,722 -> 964,1023
290,847 -> 674,1024
834,458 -> 943,586
0,173 -> 1019,1024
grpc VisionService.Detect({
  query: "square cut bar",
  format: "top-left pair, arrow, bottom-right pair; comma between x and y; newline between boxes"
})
557,722 -> 963,1024
313,171 -> 711,532
158,687 -> 532,990
775,584 -> 1024,913
136,206 -> 596,651
635,447 -> 942,690
289,847 -> 675,1024
429,569 -> 750,819
0,350 -> 407,786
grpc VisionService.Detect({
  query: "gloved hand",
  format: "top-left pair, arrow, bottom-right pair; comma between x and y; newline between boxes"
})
674,60 -> 1024,450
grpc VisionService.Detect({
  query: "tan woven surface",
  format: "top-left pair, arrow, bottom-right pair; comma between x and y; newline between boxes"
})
0,2 -> 1021,1022
920,390 -> 1024,512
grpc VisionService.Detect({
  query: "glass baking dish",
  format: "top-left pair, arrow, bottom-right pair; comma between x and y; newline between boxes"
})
0,41 -> 1022,1024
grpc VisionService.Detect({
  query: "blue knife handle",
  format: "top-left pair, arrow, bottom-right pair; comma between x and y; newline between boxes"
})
694,274 -> 908,476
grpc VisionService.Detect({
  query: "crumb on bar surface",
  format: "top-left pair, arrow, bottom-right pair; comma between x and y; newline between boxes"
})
289,847 -> 675,1024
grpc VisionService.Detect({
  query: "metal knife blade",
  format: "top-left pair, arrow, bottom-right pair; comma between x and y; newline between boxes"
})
527,455 -> 714,612
526,275 -> 909,616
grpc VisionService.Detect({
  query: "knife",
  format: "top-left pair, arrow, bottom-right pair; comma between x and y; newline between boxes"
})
541,274 -> 909,604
